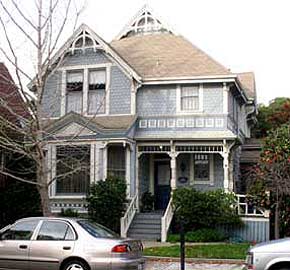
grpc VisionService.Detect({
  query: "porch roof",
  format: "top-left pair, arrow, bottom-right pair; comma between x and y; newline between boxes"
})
134,130 -> 237,140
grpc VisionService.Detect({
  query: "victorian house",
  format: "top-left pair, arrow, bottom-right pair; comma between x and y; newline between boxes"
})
39,6 -> 264,241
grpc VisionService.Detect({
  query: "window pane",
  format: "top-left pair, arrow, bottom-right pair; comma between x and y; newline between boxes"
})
194,154 -> 209,181
66,91 -> 83,113
2,220 -> 38,240
181,86 -> 199,111
67,71 -> 83,91
88,90 -> 105,114
37,221 -> 73,241
107,145 -> 125,179
56,145 -> 90,195
89,70 -> 106,90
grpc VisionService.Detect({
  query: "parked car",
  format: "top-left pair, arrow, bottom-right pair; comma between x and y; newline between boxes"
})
0,217 -> 144,270
245,238 -> 290,270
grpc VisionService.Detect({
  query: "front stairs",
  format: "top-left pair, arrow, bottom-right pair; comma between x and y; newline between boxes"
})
127,211 -> 163,240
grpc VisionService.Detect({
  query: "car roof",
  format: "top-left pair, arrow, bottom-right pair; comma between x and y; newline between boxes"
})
16,217 -> 86,223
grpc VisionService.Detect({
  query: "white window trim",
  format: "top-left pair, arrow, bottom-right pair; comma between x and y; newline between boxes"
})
49,142 -> 95,198
191,153 -> 214,185
176,83 -> 204,115
60,63 -> 111,117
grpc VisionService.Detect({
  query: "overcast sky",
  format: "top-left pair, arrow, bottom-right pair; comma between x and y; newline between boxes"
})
1,0 -> 290,105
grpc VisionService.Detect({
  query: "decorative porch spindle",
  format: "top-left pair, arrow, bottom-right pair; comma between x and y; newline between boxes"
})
169,152 -> 178,191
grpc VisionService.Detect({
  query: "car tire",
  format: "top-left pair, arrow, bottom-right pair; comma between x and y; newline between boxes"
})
62,260 -> 90,270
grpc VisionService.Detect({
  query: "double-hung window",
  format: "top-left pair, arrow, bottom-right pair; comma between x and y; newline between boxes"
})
194,154 -> 210,182
88,69 -> 106,114
181,85 -> 199,111
66,71 -> 83,113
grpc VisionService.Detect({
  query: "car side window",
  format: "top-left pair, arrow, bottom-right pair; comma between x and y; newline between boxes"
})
1,220 -> 38,241
37,221 -> 75,241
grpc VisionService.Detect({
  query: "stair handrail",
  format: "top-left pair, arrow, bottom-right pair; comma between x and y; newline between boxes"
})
120,193 -> 138,238
161,197 -> 173,242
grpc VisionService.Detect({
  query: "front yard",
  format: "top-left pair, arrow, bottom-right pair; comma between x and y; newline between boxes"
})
144,243 -> 250,260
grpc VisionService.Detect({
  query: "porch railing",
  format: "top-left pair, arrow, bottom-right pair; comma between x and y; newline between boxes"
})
161,197 -> 174,242
120,194 -> 138,238
236,194 -> 270,218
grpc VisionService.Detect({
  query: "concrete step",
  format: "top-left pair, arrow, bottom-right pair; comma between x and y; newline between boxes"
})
132,219 -> 161,225
129,227 -> 161,234
130,223 -> 161,230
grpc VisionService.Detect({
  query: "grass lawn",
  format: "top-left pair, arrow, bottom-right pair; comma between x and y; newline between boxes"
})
144,243 -> 250,260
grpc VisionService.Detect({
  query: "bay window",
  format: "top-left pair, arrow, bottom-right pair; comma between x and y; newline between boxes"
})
56,145 -> 90,195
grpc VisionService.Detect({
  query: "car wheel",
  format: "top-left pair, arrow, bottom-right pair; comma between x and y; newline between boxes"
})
62,260 -> 89,270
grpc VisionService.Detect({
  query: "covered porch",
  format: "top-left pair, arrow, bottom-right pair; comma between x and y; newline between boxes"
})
136,140 -> 235,211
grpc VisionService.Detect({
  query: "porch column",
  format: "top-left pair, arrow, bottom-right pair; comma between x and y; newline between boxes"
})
102,143 -> 108,180
222,152 -> 229,192
169,152 -> 178,191
136,151 -> 142,210
125,146 -> 131,198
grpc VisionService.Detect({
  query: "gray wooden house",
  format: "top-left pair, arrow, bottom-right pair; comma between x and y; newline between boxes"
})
41,5 -> 268,241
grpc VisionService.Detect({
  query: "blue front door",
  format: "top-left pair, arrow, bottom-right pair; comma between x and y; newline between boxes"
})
155,162 -> 171,210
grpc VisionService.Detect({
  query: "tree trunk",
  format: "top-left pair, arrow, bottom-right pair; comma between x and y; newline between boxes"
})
37,184 -> 51,216
274,200 -> 280,239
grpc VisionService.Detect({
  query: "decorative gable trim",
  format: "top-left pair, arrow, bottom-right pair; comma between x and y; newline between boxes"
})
28,24 -> 141,90
114,4 -> 178,41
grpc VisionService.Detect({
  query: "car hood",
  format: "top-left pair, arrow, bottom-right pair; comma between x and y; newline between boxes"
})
251,238 -> 290,253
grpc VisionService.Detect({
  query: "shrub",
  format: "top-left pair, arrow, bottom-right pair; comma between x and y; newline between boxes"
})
60,208 -> 79,217
168,228 -> 226,243
87,177 -> 127,233
172,188 -> 242,232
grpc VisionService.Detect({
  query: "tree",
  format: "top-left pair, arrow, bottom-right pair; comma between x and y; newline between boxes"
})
0,0 -> 86,216
253,97 -> 290,138
248,125 -> 290,239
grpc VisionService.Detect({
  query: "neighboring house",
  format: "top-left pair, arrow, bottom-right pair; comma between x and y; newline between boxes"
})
0,62 -> 28,187
40,6 -> 268,241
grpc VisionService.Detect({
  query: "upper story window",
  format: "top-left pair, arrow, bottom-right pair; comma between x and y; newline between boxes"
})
88,69 -> 106,114
181,85 -> 199,111
66,71 -> 83,113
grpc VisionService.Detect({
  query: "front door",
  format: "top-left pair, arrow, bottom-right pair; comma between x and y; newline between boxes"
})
155,161 -> 171,210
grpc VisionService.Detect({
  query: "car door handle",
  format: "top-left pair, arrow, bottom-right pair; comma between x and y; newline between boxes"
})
63,246 -> 71,250
19,245 -> 28,249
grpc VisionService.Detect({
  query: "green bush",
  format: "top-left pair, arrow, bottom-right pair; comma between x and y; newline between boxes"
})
172,188 -> 242,232
87,177 -> 127,233
168,228 -> 226,243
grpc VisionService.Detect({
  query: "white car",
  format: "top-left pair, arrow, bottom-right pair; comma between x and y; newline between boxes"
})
245,238 -> 290,270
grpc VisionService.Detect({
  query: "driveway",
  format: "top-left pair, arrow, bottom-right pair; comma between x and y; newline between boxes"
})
145,261 -> 243,270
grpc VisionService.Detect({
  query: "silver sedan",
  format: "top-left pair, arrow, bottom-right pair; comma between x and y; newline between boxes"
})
0,217 -> 144,270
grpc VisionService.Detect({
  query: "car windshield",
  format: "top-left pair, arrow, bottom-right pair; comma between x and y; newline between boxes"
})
77,220 -> 119,239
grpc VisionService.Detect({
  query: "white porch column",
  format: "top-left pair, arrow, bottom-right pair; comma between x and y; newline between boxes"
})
136,151 -> 142,210
50,145 -> 57,197
90,144 -> 96,184
125,146 -> 131,198
222,152 -> 229,192
169,152 -> 177,191
102,143 -> 108,180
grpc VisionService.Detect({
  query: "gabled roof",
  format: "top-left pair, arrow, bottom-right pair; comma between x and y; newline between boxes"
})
0,63 -> 29,121
111,33 -> 231,80
28,24 -> 141,89
237,72 -> 256,100
114,4 -> 177,40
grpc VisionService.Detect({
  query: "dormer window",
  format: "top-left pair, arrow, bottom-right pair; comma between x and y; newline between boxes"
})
66,70 -> 83,113
69,30 -> 99,54
88,69 -> 106,114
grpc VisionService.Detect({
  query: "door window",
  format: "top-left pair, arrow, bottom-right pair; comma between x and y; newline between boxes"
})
1,220 -> 38,240
36,221 -> 75,241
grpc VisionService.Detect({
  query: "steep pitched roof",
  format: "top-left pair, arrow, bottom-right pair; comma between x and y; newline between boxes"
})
0,63 -> 28,121
111,33 -> 231,80
237,72 -> 256,100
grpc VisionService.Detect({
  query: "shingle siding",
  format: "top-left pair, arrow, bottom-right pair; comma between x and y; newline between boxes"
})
203,84 -> 223,114
109,66 -> 131,114
42,71 -> 62,118
137,85 -> 176,116
61,49 -> 111,66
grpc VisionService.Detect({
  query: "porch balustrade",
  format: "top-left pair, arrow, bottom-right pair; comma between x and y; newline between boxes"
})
161,197 -> 174,242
